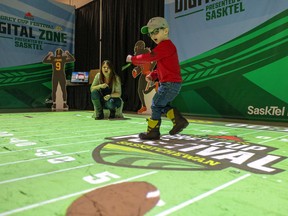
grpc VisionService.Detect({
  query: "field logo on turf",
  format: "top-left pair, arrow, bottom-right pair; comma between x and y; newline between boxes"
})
92,134 -> 287,175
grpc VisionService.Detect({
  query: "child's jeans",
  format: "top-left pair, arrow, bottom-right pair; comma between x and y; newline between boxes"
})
151,82 -> 182,120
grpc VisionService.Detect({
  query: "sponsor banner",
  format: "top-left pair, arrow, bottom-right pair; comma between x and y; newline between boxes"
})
165,0 -> 288,122
0,0 -> 75,109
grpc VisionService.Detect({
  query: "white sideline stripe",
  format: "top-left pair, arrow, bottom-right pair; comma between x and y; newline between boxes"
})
0,171 -> 158,216
155,173 -> 251,216
0,164 -> 94,185
0,150 -> 89,167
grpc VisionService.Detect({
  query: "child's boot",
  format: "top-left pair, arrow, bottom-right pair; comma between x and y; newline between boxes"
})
139,118 -> 161,140
166,108 -> 189,135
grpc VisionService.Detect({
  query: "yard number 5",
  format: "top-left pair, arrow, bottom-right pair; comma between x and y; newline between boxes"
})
83,171 -> 120,184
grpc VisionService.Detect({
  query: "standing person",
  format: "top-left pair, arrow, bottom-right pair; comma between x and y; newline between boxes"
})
90,60 -> 122,119
126,17 -> 189,140
43,48 -> 75,110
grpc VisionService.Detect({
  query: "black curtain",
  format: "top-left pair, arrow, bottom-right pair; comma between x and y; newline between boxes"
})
75,0 -> 164,111
74,0 -> 101,71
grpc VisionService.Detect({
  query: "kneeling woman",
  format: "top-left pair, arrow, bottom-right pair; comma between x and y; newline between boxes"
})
90,60 -> 122,119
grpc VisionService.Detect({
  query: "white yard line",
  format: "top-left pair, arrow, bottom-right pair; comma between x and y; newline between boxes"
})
0,119 -> 120,134
2,128 -> 101,137
0,122 -> 87,130
0,128 -> 135,147
156,173 -> 251,216
0,150 -> 89,167
183,123 -> 251,133
258,134 -> 288,144
0,171 -> 158,216
41,129 -> 136,141
0,139 -> 102,155
1,122 -> 139,135
0,164 -> 94,185
0,124 -> 124,136
184,124 -> 288,134
237,130 -> 269,136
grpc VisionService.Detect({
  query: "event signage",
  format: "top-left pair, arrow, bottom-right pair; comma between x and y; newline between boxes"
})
0,0 -> 75,109
165,0 -> 288,122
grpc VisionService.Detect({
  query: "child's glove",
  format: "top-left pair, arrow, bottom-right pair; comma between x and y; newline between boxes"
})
126,55 -> 132,62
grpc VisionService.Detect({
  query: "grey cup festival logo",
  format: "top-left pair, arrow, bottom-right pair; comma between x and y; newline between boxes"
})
92,134 -> 286,175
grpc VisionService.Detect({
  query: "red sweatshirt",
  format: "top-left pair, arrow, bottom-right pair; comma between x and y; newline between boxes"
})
131,39 -> 182,83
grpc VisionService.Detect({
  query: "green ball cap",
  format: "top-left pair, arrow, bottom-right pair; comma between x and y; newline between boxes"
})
141,17 -> 169,34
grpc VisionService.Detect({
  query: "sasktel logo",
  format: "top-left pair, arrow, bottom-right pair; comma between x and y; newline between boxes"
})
92,134 -> 286,175
247,106 -> 286,116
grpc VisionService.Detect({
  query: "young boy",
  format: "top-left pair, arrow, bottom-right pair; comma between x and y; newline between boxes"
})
126,17 -> 189,140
